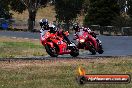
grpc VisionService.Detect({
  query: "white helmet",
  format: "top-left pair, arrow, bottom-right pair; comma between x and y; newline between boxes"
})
49,23 -> 57,33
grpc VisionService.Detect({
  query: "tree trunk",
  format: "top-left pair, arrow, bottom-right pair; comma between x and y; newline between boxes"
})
28,10 -> 36,32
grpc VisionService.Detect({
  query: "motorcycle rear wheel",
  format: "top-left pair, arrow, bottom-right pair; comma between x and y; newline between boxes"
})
45,45 -> 58,57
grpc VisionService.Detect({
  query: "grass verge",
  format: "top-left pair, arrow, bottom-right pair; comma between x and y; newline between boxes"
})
0,57 -> 131,88
0,36 -> 47,58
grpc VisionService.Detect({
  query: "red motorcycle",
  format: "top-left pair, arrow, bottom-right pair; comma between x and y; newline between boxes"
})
74,31 -> 104,55
40,31 -> 79,57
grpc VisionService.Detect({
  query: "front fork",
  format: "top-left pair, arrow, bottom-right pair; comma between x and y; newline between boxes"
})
45,42 -> 54,48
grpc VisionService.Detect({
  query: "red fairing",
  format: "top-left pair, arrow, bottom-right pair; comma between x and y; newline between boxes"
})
86,33 -> 97,50
74,30 -> 99,54
40,30 -> 79,57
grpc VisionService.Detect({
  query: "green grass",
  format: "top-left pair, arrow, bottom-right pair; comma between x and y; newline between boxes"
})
0,37 -> 47,58
1,42 -> 41,48
0,57 -> 131,88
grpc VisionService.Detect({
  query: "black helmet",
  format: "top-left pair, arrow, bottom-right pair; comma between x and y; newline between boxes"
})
73,23 -> 79,32
39,18 -> 48,28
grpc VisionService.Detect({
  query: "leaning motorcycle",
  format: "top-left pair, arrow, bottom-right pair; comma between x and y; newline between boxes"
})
74,31 -> 104,55
40,31 -> 79,57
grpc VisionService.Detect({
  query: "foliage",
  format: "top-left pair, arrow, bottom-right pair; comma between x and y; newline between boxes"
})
10,0 -> 48,31
84,0 -> 120,26
0,0 -> 12,19
117,0 -> 126,13
128,0 -> 132,18
82,0 -> 90,13
111,0 -> 132,28
10,0 -> 26,13
55,0 -> 85,29
9,0 -> 52,14
112,15 -> 132,27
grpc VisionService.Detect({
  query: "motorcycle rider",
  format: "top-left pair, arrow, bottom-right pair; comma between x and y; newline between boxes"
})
39,18 -> 49,40
73,23 -> 101,44
39,18 -> 75,47
48,23 -> 75,47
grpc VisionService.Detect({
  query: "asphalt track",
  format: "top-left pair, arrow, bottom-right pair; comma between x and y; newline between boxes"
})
0,30 -> 132,59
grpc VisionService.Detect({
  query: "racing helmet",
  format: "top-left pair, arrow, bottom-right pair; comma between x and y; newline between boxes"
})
39,18 -> 49,28
83,27 -> 88,32
49,23 -> 57,33
83,27 -> 91,32
73,23 -> 80,32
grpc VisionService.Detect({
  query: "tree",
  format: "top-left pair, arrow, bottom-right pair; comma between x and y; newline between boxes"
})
10,0 -> 48,31
117,0 -> 126,13
111,0 -> 132,27
0,0 -> 12,19
54,0 -> 84,30
10,0 -> 26,13
128,0 -> 132,18
82,0 -> 90,13
112,15 -> 132,27
84,0 -> 120,26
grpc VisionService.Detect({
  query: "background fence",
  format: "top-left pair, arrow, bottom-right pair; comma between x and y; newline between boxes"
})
0,18 -> 132,36
90,25 -> 132,36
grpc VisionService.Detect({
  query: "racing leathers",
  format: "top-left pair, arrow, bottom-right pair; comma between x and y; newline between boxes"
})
74,27 -> 101,44
40,27 -> 49,41
56,29 -> 71,44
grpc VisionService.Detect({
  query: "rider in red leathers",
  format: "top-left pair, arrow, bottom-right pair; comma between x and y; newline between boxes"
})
73,23 -> 103,50
73,23 -> 104,54
73,23 -> 101,44
49,24 -> 74,47
39,18 -> 74,47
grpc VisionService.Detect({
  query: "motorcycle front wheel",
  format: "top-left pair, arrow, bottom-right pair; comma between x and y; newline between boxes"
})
98,44 -> 104,54
45,45 -> 58,57
87,42 -> 96,55
70,46 -> 79,57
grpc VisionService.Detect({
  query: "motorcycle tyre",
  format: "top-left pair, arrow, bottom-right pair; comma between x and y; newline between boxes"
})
70,47 -> 79,57
98,44 -> 104,54
45,45 -> 58,57
87,42 -> 96,55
